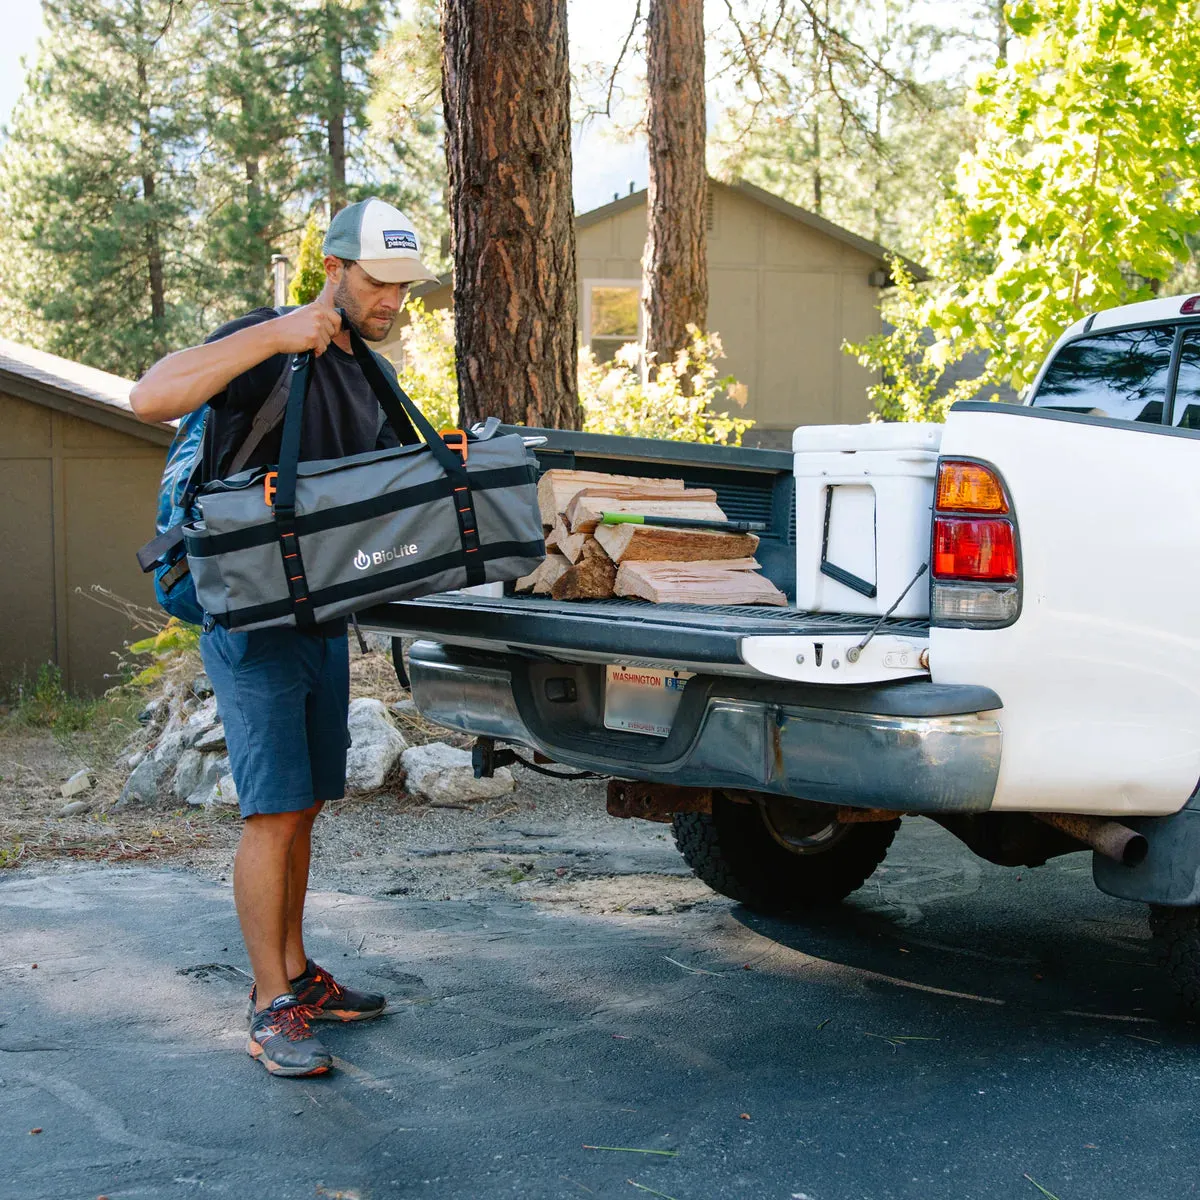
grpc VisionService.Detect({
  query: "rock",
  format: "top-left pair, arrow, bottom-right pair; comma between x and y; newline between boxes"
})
390,699 -> 418,717
172,749 -> 207,803
137,696 -> 167,726
212,773 -> 239,807
186,755 -> 231,807
60,768 -> 95,799
401,742 -> 515,806
191,673 -> 213,699
58,800 -> 92,817
193,724 -> 226,753
361,632 -> 393,655
182,696 -> 220,741
116,756 -> 160,808
124,750 -> 146,771
152,727 -> 189,773
345,698 -> 408,794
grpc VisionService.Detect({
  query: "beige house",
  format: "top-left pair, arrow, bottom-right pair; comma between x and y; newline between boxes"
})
0,341 -> 171,694
396,177 -> 922,447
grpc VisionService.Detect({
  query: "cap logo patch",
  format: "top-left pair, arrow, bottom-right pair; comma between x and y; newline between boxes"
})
382,229 -> 417,251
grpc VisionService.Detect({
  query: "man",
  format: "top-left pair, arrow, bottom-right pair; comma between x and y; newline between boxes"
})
131,198 -> 439,1077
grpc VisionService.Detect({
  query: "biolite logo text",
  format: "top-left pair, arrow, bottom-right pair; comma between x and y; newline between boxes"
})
354,544 -> 419,571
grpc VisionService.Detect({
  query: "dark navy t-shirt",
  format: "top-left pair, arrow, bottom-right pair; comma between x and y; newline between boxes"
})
204,307 -> 401,479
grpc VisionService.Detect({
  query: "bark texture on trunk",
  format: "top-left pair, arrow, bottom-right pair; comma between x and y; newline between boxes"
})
135,55 -> 165,352
326,6 -> 347,216
642,0 -> 707,374
441,0 -> 581,429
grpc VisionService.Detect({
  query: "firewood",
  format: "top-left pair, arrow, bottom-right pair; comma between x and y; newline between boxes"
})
551,516 -> 588,563
566,493 -> 726,535
594,523 -> 759,564
514,563 -> 541,592
551,554 -> 617,600
537,469 -> 685,527
531,553 -> 572,595
544,525 -> 561,552
614,560 -> 787,606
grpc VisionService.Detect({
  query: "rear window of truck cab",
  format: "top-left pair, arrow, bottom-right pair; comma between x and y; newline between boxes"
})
1032,326 -> 1175,424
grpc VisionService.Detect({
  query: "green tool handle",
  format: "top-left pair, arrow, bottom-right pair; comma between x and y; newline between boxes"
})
598,512 -> 767,533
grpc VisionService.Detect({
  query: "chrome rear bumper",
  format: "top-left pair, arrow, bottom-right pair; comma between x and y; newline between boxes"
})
407,641 -> 1002,814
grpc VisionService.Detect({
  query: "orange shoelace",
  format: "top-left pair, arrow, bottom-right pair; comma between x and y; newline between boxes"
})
263,1003 -> 320,1041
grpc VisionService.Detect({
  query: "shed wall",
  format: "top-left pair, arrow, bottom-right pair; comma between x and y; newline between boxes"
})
575,187 -> 883,443
0,390 -> 165,695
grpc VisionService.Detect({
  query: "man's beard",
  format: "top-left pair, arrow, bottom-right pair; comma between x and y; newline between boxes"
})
331,283 -> 397,342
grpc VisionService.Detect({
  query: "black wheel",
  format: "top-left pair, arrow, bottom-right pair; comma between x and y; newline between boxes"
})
1149,905 -> 1200,1013
671,793 -> 899,913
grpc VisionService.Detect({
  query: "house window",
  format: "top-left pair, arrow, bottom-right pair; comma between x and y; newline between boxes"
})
585,280 -> 641,363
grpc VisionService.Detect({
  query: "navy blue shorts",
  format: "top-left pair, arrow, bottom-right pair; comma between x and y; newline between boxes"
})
200,625 -> 350,819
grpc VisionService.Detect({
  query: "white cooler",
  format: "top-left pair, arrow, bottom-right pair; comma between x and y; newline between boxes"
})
793,423 -> 943,618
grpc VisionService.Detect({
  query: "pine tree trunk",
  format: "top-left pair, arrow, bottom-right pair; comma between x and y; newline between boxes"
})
135,55 -> 166,353
641,0 -> 707,375
441,0 -> 581,429
326,6 -> 347,216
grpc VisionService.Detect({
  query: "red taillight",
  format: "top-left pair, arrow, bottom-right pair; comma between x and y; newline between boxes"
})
933,518 -> 1017,582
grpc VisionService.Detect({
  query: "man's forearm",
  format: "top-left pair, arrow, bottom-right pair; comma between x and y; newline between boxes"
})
130,321 -> 284,423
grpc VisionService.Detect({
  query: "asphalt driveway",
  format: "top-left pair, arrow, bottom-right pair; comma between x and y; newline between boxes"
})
3,819 -> 1198,1200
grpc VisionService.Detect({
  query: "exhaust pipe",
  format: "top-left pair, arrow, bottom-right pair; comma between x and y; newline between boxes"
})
1034,812 -> 1148,866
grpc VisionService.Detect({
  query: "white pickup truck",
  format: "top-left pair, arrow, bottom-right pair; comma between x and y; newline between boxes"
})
362,294 -> 1200,1010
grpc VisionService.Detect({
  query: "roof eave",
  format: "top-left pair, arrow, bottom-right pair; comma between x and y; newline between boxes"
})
0,368 -> 174,447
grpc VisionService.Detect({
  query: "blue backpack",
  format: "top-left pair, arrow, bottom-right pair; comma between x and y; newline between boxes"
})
136,308 -> 295,625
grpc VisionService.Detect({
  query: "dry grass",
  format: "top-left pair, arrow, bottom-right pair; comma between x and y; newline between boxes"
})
0,640 -> 467,869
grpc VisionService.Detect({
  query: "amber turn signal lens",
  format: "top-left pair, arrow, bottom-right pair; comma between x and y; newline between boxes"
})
936,460 -> 1008,514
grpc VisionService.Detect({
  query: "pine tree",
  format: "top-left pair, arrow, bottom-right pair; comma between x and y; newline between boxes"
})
288,210 -> 328,304
441,0 -> 581,429
194,0 -> 299,316
368,0 -> 450,271
642,0 -> 708,373
0,0 -> 202,376
287,0 -> 398,217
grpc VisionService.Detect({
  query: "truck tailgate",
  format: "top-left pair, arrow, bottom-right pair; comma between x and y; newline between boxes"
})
360,593 -> 930,667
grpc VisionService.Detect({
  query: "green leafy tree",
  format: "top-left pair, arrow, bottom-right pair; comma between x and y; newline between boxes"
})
0,0 -> 203,376
288,210 -> 328,304
852,0 -> 1200,415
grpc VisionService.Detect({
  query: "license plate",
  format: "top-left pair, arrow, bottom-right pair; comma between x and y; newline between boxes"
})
603,665 -> 693,737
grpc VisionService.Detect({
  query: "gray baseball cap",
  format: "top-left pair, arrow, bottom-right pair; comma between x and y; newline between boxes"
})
323,197 -> 439,285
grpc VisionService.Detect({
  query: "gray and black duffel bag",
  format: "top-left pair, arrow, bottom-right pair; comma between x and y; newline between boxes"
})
183,319 -> 544,632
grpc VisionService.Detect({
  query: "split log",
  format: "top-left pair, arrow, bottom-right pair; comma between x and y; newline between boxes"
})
537,469 -> 685,527
594,523 -> 759,563
580,536 -> 610,561
550,553 -> 617,600
566,492 -> 725,534
531,553 -> 572,595
551,516 -> 588,563
614,560 -> 787,606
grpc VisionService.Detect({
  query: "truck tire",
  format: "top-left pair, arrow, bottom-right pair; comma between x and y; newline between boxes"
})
1149,905 -> 1200,1012
672,794 -> 899,913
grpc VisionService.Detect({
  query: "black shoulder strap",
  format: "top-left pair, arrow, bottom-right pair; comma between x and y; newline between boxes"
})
227,307 -> 296,474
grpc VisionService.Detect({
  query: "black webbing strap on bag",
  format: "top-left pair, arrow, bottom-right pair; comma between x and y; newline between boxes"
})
272,352 -> 318,627
268,314 -> 487,627
341,316 -> 487,589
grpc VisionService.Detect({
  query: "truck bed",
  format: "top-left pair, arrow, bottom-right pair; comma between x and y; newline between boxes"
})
359,427 -> 928,667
